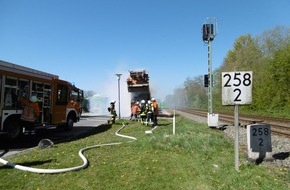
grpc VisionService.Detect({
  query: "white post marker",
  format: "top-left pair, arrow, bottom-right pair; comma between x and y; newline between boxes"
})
222,71 -> 253,172
173,110 -> 176,134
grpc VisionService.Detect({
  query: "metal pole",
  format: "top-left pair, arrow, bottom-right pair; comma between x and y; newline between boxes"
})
116,74 -> 122,119
208,40 -> 213,114
234,105 -> 239,172
118,77 -> 120,119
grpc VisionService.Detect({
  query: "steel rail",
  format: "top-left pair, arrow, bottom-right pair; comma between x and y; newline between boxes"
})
177,108 -> 290,138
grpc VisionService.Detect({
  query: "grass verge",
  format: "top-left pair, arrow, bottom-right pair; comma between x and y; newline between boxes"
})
0,115 -> 289,190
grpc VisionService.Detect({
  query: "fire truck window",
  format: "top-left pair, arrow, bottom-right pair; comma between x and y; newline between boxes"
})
56,85 -> 68,105
4,78 -> 18,108
18,80 -> 29,99
4,88 -> 18,107
5,77 -> 17,86
71,89 -> 78,100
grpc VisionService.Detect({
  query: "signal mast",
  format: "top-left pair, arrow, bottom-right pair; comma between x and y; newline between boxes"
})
202,17 -> 218,127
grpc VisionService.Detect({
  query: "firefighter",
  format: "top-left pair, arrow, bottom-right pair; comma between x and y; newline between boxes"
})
130,101 -> 140,121
108,100 -> 117,124
130,101 -> 135,120
18,95 -> 40,133
145,100 -> 154,126
151,97 -> 159,126
139,100 -> 147,123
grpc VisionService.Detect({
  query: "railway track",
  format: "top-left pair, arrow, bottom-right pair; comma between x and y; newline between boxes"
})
178,109 -> 290,139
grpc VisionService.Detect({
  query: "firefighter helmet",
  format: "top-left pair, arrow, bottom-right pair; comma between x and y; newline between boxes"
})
30,96 -> 38,103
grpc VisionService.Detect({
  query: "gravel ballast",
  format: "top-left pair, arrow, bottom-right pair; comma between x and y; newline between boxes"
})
176,111 -> 290,169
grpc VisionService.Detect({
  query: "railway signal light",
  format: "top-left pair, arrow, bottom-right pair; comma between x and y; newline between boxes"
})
202,24 -> 214,41
204,74 -> 209,87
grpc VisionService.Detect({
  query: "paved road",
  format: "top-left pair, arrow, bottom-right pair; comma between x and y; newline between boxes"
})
0,115 -> 111,158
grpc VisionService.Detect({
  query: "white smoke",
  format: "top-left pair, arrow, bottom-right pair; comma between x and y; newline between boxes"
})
88,94 -> 109,115
88,70 -> 131,118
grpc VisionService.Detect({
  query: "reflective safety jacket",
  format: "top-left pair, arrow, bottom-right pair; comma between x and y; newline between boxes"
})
139,103 -> 146,116
145,103 -> 154,113
152,101 -> 158,115
19,97 -> 40,122
131,104 -> 140,115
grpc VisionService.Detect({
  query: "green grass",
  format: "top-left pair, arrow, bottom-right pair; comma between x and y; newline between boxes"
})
0,115 -> 289,190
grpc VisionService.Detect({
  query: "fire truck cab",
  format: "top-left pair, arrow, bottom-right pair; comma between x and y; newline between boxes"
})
0,60 -> 83,139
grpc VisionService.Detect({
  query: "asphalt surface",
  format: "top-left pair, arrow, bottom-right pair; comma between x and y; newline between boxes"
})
0,114 -> 111,158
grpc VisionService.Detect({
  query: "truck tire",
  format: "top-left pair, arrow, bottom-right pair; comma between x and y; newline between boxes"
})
5,119 -> 22,139
66,116 -> 74,131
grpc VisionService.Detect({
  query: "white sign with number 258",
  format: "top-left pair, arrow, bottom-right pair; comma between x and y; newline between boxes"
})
222,71 -> 253,105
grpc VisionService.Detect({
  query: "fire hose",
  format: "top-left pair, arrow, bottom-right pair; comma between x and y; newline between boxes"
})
0,123 -> 137,174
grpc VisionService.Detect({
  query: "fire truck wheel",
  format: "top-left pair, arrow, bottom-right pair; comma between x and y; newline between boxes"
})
66,116 -> 74,130
6,119 -> 22,139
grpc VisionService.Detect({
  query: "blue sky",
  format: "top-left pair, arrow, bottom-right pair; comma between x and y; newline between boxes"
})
1,0 -> 290,101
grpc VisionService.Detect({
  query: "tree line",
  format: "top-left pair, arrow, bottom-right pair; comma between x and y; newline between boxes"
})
164,25 -> 290,118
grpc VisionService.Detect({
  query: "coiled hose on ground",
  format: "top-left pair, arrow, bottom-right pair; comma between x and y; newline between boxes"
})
0,123 -> 137,174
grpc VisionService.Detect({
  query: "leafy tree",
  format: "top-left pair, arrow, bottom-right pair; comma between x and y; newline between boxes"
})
222,34 -> 262,72
267,43 -> 290,110
257,25 -> 290,59
168,25 -> 290,117
251,26 -> 290,114
183,76 -> 207,109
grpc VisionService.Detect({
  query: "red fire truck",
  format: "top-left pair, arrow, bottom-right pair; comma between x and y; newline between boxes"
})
0,60 -> 83,138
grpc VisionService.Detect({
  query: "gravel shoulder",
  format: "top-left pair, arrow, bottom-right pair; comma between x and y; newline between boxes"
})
176,110 -> 290,169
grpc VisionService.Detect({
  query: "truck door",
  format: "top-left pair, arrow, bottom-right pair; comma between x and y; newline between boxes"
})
52,83 -> 68,124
